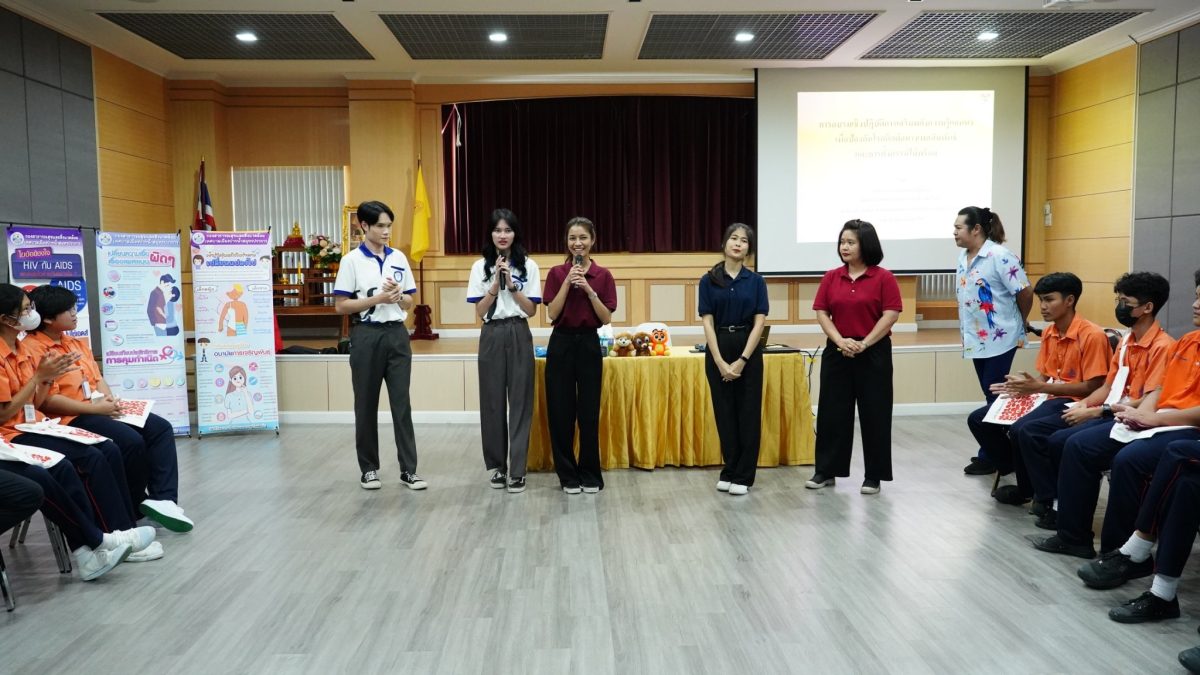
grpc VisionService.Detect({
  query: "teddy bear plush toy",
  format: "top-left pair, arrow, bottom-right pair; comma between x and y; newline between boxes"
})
649,327 -> 670,356
609,332 -> 636,357
632,331 -> 653,357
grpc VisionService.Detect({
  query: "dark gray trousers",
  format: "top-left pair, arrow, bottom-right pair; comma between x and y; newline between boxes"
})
349,322 -> 418,474
478,317 -> 535,478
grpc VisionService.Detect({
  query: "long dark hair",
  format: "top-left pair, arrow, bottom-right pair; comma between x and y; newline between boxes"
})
708,223 -> 755,288
958,206 -> 1006,244
562,216 -> 596,263
481,208 -> 528,282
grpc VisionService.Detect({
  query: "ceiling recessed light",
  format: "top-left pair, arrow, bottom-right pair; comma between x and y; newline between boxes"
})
977,31 -> 999,41
235,31 -> 258,43
735,32 -> 754,43
489,32 -> 507,43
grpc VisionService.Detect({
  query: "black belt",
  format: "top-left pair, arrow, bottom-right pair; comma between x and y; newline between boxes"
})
717,325 -> 748,333
358,320 -> 404,327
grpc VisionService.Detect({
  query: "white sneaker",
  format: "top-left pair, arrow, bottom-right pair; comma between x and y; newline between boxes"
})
140,499 -> 194,533
729,484 -> 749,496
74,544 -> 130,581
126,540 -> 164,562
716,480 -> 731,492
563,486 -> 582,495
582,486 -> 600,494
101,526 -> 156,553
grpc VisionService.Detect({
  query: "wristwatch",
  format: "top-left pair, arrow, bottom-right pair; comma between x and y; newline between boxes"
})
737,355 -> 749,363
1100,403 -> 1114,418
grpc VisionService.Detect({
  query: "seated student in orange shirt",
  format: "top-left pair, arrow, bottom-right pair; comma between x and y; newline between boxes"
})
1034,269 -> 1200,562
966,272 -> 1111,506
1020,272 -> 1174,528
27,285 -> 193,534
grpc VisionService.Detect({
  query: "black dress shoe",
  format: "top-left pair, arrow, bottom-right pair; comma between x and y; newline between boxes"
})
1034,508 -> 1058,531
1032,534 -> 1096,559
1078,549 -> 1155,590
992,484 -> 1030,506
1179,645 -> 1200,674
1029,500 -> 1052,517
1109,591 -> 1180,624
964,458 -> 997,475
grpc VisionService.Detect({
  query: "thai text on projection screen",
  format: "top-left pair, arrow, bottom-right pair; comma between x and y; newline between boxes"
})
796,90 -> 994,243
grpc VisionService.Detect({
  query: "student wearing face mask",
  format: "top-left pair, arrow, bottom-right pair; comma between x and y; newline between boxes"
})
0,284 -> 157,567
467,209 -> 541,494
1020,272 -> 1174,530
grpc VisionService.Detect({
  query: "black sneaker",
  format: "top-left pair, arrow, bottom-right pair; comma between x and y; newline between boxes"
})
805,473 -> 835,489
507,477 -> 526,493
400,472 -> 428,490
489,470 -> 507,489
1029,500 -> 1052,517
360,470 -> 381,490
1078,549 -> 1155,590
964,458 -> 997,475
1032,534 -> 1096,559
1179,645 -> 1200,674
860,480 -> 880,495
1034,508 -> 1058,531
992,484 -> 1030,506
1109,591 -> 1180,624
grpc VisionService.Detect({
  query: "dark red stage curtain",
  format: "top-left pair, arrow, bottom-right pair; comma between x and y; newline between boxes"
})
441,96 -> 756,257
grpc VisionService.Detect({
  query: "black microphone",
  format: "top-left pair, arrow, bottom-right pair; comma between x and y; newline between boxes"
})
497,256 -> 507,293
573,254 -> 583,288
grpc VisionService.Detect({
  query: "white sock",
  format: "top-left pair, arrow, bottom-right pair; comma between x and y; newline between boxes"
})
1119,534 -> 1153,563
1150,574 -> 1179,601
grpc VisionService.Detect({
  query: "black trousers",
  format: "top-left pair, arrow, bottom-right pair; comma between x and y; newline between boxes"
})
0,470 -> 42,535
545,328 -> 604,489
1134,440 -> 1200,577
704,329 -> 763,486
814,337 -> 893,481
71,412 -> 179,505
349,322 -> 418,474
0,460 -> 104,550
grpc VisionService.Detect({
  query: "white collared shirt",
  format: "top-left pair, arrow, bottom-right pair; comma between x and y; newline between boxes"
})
333,243 -> 417,323
466,257 -> 542,321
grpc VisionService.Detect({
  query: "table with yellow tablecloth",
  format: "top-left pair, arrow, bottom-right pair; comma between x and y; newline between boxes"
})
527,351 -> 815,471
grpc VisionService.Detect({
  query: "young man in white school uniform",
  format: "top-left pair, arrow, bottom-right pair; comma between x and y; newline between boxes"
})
334,201 -> 426,491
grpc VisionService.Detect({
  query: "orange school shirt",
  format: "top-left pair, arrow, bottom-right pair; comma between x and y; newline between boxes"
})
1104,321 -> 1176,402
0,337 -> 49,441
1156,331 -> 1200,412
1035,313 -> 1112,401
23,331 -> 103,425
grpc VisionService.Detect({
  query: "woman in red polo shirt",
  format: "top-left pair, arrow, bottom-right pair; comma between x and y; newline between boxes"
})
543,217 -> 618,494
806,220 -> 903,494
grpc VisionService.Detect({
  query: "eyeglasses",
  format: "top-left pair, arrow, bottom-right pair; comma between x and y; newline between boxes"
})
1114,298 -> 1143,309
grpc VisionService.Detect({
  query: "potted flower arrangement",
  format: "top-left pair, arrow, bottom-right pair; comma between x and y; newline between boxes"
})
306,235 -> 342,270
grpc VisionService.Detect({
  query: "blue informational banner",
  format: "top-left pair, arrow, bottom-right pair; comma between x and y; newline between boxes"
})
189,230 -> 279,435
6,226 -> 90,341
96,231 -> 191,436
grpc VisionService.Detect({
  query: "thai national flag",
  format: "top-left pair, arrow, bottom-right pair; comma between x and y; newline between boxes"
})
193,160 -> 216,231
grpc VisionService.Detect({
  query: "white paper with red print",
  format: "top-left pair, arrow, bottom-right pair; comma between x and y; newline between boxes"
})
0,438 -> 65,467
982,393 -> 1049,425
112,398 -> 155,428
15,419 -> 109,445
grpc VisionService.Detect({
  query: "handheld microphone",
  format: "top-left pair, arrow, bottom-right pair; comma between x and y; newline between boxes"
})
573,254 -> 583,266
497,256 -> 507,292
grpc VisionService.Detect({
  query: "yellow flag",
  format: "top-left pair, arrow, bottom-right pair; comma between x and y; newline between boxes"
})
410,165 -> 431,263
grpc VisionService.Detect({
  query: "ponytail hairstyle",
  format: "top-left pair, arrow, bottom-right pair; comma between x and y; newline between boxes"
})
958,206 -> 1006,244
708,223 -> 756,289
562,216 -> 596,263
481,208 -> 528,282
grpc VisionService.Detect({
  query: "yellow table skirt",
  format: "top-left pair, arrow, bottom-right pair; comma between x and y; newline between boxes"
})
527,351 -> 815,471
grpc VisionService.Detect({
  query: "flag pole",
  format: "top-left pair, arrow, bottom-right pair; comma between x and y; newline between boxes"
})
410,155 -> 438,340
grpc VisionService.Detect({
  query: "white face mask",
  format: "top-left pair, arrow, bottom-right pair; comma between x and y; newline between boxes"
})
17,309 -> 40,332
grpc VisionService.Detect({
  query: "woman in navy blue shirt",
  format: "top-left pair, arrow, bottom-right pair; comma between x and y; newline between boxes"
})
699,223 -> 769,496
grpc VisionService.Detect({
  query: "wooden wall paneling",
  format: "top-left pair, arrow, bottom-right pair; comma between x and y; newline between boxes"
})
1048,95 -> 1135,158
436,282 -> 477,328
92,49 -> 166,120
415,82 -> 754,105
168,99 -> 231,232
1043,238 -> 1130,283
1024,76 -> 1052,269
1047,144 -> 1133,199
98,149 -> 172,205
766,279 -> 790,323
1045,191 -> 1132,241
1053,46 -> 1136,116
226,106 -> 350,167
348,83 -> 416,254
99,199 -> 175,233
612,281 -> 629,326
647,281 -> 690,324
96,99 -> 169,163
417,104 -> 444,254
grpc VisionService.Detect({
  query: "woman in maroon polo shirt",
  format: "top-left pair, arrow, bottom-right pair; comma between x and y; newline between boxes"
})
806,220 -> 902,495
543,217 -> 618,494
